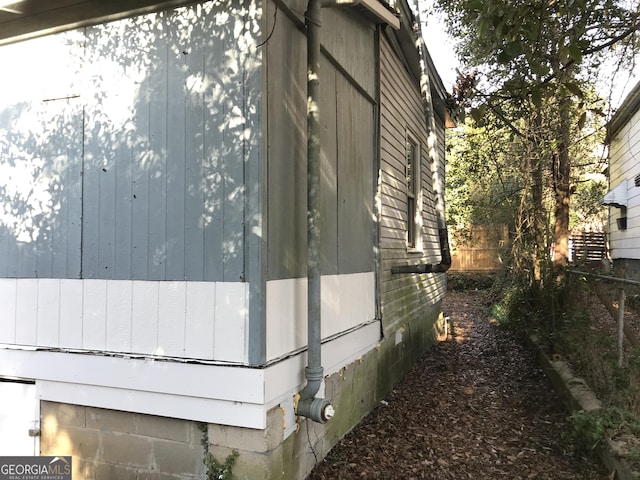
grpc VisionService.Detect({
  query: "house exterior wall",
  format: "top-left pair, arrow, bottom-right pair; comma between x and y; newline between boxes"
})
263,0 -> 377,361
608,106 -> 640,264
378,32 -> 446,335
607,83 -> 640,279
0,0 -> 448,478
0,1 -> 261,364
0,3 -> 258,283
0,0 -> 268,446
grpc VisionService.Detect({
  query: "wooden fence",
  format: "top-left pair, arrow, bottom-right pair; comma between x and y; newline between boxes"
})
450,228 -> 607,272
570,232 -> 607,264
449,225 -> 508,272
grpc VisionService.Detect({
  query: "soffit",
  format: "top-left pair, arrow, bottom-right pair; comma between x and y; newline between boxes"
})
0,0 -> 198,45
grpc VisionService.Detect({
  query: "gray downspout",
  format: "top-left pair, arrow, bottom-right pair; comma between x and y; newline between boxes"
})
297,0 -> 364,424
297,0 -> 334,424
391,17 -> 451,276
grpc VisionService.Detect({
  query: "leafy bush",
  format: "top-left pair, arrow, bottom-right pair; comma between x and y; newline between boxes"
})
569,407 -> 640,453
447,272 -> 497,291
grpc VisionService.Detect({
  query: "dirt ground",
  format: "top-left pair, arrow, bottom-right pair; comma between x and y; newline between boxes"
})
307,290 -> 610,479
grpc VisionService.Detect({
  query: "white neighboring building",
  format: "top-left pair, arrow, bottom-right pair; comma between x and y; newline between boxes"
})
604,80 -> 640,278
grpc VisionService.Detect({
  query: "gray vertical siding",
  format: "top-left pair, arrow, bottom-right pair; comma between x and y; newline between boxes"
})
0,1 -> 260,282
319,57 -> 339,275
265,8 -> 307,280
0,35 -> 84,279
336,75 -> 375,274
265,7 -> 376,280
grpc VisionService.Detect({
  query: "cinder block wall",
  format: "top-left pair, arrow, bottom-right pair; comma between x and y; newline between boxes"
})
40,402 -> 206,480
206,302 -> 445,480
40,303 -> 443,480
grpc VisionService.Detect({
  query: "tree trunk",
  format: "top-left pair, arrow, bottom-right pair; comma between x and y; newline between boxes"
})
553,96 -> 571,270
531,155 -> 545,283
530,109 -> 546,285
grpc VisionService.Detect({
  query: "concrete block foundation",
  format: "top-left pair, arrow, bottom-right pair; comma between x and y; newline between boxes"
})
40,402 -> 205,480
39,302 -> 444,480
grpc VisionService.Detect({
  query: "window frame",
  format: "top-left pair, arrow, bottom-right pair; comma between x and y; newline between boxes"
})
405,130 -> 422,252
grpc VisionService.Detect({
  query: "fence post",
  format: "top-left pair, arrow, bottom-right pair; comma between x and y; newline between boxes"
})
617,288 -> 626,368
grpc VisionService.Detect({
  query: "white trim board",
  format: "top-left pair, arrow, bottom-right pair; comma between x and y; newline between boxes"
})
0,349 -> 263,403
0,320 -> 381,430
36,381 -> 265,430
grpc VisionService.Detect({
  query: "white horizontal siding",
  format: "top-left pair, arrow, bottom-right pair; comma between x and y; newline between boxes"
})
608,106 -> 640,260
0,278 -> 247,363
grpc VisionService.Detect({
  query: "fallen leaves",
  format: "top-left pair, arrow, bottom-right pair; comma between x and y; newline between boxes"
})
308,291 -> 607,480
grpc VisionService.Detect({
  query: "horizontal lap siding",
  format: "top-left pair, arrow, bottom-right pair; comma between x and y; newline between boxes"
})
379,34 -> 445,333
608,107 -> 640,259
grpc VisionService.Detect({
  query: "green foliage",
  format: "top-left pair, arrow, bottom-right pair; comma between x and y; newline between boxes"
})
446,118 -> 521,232
570,407 -> 640,452
570,178 -> 608,231
487,268 -> 582,341
445,84 -> 606,276
447,272 -> 496,291
490,282 -> 532,332
203,450 -> 239,480
198,423 -> 239,480
434,0 -> 634,273
437,0 -> 639,95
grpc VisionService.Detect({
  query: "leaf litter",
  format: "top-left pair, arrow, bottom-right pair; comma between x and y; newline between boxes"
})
308,290 -> 608,479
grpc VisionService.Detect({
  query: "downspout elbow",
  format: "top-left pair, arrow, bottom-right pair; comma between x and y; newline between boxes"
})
297,365 -> 335,423
433,226 -> 452,273
390,227 -> 451,274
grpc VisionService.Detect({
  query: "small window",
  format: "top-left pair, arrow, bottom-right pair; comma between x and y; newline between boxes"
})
405,133 -> 421,249
617,207 -> 628,230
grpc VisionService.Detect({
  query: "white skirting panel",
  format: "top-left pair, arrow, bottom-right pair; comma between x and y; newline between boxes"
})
0,348 -> 264,428
265,272 -> 376,361
0,319 -> 381,430
0,278 -> 247,363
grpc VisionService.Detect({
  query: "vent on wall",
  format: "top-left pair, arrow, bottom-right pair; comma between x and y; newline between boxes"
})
635,173 -> 640,187
618,217 -> 628,230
